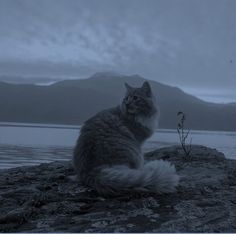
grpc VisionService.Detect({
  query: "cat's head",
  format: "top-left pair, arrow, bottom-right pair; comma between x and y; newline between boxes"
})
121,81 -> 157,117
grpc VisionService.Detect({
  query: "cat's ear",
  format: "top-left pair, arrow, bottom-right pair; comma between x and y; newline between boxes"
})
142,81 -> 152,97
125,82 -> 133,92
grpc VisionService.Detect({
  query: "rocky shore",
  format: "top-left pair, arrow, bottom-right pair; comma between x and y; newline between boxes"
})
0,145 -> 236,232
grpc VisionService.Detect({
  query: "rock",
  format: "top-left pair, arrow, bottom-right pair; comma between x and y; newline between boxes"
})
0,145 -> 236,232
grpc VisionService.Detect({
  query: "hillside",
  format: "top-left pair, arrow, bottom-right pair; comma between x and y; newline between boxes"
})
0,73 -> 236,131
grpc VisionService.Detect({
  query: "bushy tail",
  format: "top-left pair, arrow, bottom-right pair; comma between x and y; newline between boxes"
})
91,160 -> 179,195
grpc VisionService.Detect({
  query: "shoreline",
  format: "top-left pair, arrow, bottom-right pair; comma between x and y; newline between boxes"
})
1,121 -> 236,134
0,142 -> 236,170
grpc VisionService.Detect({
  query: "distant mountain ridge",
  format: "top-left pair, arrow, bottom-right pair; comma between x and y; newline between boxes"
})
0,72 -> 236,131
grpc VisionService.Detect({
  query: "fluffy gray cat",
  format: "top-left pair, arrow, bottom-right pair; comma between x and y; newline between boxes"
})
73,81 -> 179,196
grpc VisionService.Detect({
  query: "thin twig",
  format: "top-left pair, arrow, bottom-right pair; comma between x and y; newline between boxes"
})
177,112 -> 192,159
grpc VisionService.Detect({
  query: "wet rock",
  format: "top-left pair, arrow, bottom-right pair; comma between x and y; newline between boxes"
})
0,145 -> 236,232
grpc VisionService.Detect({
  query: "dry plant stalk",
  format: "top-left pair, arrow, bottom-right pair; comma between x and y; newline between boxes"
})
177,111 -> 192,158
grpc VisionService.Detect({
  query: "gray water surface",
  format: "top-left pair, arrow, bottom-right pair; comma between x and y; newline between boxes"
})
0,122 -> 235,169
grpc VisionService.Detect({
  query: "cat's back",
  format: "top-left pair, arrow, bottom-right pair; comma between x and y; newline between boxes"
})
75,106 -> 136,156
73,106 -> 140,173
80,106 -> 130,137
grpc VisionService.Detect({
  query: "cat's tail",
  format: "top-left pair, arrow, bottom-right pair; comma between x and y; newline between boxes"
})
90,160 -> 179,195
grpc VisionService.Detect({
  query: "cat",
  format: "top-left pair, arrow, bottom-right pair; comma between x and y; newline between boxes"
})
73,81 -> 179,196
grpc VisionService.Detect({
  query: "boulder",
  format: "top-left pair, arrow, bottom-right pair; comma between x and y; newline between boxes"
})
0,145 -> 236,232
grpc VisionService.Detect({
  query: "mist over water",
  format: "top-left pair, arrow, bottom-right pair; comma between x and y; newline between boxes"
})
0,123 -> 235,169
180,86 -> 236,104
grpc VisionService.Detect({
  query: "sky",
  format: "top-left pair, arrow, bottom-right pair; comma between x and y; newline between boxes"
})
0,0 -> 236,103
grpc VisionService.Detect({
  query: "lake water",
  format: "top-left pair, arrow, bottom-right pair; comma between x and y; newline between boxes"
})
0,122 -> 236,169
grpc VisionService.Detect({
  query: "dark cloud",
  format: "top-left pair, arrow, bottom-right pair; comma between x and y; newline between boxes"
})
0,0 -> 236,102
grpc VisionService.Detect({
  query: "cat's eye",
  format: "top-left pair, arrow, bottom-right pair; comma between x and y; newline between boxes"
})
133,96 -> 138,100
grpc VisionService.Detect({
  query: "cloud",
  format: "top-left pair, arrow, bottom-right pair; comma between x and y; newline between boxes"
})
0,0 -> 179,74
0,0 -> 236,96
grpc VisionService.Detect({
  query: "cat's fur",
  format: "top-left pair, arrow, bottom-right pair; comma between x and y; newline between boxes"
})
73,81 -> 179,196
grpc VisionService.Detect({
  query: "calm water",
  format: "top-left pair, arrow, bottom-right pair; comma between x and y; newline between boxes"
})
0,122 -> 236,169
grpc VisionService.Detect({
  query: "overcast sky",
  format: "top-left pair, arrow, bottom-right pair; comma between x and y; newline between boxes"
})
0,0 -> 236,103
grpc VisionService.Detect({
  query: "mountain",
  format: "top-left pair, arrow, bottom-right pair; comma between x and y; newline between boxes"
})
0,72 -> 236,131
